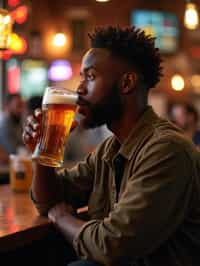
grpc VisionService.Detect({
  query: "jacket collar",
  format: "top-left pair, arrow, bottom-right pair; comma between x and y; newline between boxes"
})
102,106 -> 159,165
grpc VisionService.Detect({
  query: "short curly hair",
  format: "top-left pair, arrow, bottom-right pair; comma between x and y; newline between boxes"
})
88,26 -> 163,90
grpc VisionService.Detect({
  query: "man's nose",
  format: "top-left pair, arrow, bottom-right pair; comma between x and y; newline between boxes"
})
77,82 -> 87,95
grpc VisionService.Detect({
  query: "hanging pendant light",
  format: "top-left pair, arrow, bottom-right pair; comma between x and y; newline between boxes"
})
184,0 -> 199,30
96,0 -> 111,2
0,8 -> 13,50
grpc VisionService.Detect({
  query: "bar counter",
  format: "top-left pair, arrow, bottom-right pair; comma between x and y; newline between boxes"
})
0,184 -> 76,266
0,184 -> 52,253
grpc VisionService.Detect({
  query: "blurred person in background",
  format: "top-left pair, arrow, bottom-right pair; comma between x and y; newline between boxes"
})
184,103 -> 200,148
168,103 -> 187,130
169,103 -> 200,149
64,124 -> 112,165
23,26 -> 200,266
0,93 -> 25,164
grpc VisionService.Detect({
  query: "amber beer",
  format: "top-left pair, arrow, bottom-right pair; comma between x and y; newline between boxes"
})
32,87 -> 78,167
10,154 -> 33,192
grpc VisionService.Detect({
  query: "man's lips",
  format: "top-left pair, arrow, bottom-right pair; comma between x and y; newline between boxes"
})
76,96 -> 90,116
77,96 -> 90,106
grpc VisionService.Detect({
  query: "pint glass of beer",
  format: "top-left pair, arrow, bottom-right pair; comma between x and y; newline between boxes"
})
10,154 -> 33,192
32,87 -> 78,167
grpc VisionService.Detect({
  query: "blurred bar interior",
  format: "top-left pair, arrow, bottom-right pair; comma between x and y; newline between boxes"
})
0,0 -> 200,261
0,0 -> 200,115
0,0 -> 200,170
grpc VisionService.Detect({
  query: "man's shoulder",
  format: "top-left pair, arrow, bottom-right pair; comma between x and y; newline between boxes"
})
144,118 -> 196,158
153,116 -> 185,140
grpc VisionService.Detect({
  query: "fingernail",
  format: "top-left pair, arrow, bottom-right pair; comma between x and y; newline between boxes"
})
35,109 -> 42,117
32,132 -> 37,138
33,123 -> 38,130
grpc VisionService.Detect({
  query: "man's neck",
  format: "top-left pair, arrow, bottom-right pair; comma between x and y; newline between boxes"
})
109,105 -> 147,143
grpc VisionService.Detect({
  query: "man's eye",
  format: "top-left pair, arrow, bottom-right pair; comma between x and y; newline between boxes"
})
86,74 -> 95,81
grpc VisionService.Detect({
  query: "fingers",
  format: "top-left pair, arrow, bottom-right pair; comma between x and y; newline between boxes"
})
22,108 -> 42,151
27,115 -> 40,131
34,108 -> 42,121
48,202 -> 74,224
22,124 -> 38,146
48,210 -> 56,223
22,129 -> 37,152
24,124 -> 38,139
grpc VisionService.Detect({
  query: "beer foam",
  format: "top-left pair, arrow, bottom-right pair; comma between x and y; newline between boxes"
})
43,93 -> 78,105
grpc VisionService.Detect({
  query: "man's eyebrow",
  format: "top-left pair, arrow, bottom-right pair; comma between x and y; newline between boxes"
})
80,66 -> 96,75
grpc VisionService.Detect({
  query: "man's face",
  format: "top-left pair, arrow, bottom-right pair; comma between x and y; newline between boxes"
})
77,48 -> 123,129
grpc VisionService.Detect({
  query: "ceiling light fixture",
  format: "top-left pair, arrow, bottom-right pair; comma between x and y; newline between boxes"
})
184,0 -> 199,30
96,0 -> 111,2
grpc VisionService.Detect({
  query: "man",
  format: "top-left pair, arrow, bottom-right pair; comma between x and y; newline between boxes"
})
23,26 -> 200,266
0,93 -> 25,163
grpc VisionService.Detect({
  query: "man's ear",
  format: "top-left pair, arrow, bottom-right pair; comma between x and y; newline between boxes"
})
121,72 -> 137,94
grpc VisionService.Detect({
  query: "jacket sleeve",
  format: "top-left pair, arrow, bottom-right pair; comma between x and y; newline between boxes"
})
31,152 -> 96,215
58,153 -> 95,209
73,140 -> 193,265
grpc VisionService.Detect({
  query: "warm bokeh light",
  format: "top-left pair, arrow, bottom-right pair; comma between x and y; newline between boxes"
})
184,3 -> 199,30
190,46 -> 200,59
96,0 -> 111,2
52,33 -> 67,47
171,74 -> 185,91
4,14 -> 12,24
0,9 -> 13,50
0,49 -> 12,60
44,30 -> 71,59
8,0 -> 21,7
191,75 -> 200,93
11,5 -> 28,24
10,33 -> 27,54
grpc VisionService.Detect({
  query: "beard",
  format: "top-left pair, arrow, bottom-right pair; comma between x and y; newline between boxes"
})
80,82 -> 123,129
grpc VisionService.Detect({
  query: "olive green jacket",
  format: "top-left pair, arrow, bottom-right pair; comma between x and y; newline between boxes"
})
34,106 -> 200,266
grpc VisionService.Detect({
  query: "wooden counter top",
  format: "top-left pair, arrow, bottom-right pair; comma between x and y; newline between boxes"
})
0,185 -> 52,253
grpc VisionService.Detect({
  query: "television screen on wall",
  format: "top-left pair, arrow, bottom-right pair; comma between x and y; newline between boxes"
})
131,10 -> 179,54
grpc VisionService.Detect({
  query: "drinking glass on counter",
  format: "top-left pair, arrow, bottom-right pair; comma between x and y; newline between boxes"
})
10,154 -> 33,192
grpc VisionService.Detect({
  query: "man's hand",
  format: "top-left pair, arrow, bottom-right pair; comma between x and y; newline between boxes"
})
48,202 -> 85,244
48,202 -> 75,223
22,108 -> 42,152
23,108 -> 78,153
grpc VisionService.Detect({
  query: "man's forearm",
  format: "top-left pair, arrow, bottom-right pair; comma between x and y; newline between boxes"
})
48,203 -> 86,244
32,162 -> 62,204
